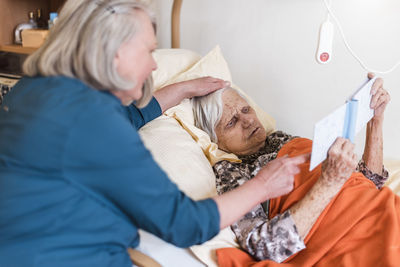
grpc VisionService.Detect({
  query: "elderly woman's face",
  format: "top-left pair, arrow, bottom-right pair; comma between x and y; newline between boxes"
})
113,10 -> 157,105
215,90 -> 267,155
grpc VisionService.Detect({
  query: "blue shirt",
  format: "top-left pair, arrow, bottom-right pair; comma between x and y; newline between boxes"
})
0,76 -> 220,267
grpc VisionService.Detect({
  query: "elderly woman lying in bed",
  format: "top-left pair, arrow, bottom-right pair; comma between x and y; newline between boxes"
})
191,76 -> 400,265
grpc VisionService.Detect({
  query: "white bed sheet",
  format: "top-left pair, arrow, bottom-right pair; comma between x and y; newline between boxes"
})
136,230 -> 205,267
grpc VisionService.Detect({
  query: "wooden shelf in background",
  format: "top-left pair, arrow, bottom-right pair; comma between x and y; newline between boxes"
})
0,44 -> 37,54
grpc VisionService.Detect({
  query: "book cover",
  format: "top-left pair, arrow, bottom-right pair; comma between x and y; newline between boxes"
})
309,77 -> 376,171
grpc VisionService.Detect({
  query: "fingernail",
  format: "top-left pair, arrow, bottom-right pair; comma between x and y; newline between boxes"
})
224,81 -> 230,86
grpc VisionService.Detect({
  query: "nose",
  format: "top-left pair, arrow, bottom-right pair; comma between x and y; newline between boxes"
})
241,115 -> 254,129
151,55 -> 158,71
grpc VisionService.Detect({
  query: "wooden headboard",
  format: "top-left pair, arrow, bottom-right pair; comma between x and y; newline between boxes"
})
171,0 -> 183,48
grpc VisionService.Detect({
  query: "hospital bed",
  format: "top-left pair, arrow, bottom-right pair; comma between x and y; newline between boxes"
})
129,1 -> 400,266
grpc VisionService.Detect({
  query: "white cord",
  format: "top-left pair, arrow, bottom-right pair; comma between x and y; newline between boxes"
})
326,0 -> 332,20
322,0 -> 400,74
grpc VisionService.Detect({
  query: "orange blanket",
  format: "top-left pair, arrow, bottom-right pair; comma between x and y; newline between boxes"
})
217,138 -> 400,266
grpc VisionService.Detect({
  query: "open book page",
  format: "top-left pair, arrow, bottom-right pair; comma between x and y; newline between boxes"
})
310,104 -> 347,170
309,77 -> 376,171
351,77 -> 376,135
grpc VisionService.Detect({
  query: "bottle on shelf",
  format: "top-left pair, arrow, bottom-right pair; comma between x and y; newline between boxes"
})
28,11 -> 37,27
36,9 -> 48,29
14,12 -> 38,44
48,12 -> 58,29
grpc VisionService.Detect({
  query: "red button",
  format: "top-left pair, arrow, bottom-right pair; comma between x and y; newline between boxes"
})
320,52 -> 330,62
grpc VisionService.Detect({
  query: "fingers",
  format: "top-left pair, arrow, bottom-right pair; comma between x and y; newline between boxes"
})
370,77 -> 383,95
322,137 -> 358,184
370,83 -> 390,119
189,77 -> 231,97
370,88 -> 390,109
341,138 -> 355,154
351,153 -> 357,165
203,77 -> 230,92
328,137 -> 355,158
331,138 -> 357,161
374,96 -> 390,113
281,179 -> 294,195
367,72 -> 375,79
329,137 -> 347,154
203,76 -> 230,86
261,156 -> 300,177
218,80 -> 230,88
373,92 -> 389,109
209,80 -> 230,94
277,155 -> 306,175
204,76 -> 222,82
261,153 -> 310,178
286,153 -> 310,165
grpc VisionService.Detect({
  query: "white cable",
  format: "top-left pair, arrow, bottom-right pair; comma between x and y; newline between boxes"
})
326,0 -> 332,19
322,0 -> 400,74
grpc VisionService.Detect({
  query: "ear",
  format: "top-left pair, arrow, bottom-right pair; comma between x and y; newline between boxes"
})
114,47 -> 121,70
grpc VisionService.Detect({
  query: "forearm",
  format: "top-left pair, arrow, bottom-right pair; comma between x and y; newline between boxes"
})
289,138 -> 357,239
289,176 -> 342,240
362,118 -> 384,175
153,82 -> 187,113
153,77 -> 229,113
233,208 -> 305,262
213,178 -> 268,229
214,154 -> 307,230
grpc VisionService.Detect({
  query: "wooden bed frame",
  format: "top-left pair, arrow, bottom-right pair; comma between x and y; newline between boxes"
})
171,0 -> 183,48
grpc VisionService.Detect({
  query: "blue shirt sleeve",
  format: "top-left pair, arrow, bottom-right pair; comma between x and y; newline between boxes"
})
125,97 -> 162,129
64,104 -> 220,247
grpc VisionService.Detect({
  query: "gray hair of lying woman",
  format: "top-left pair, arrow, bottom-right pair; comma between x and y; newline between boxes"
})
190,86 -> 389,262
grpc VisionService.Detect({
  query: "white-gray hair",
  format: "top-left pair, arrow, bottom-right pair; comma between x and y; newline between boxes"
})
192,87 -> 247,142
23,0 -> 156,107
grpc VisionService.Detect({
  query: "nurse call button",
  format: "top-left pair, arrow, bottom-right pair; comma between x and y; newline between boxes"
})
320,52 -> 330,62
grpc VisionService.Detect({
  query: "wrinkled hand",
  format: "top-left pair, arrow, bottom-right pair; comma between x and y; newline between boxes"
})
368,73 -> 390,121
255,153 -> 309,200
321,137 -> 358,186
181,76 -> 230,98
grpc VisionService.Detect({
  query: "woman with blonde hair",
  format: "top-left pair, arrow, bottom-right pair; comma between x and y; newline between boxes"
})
0,1 -> 307,266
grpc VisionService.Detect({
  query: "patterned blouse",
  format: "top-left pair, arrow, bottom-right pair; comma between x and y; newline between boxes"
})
213,131 -> 388,263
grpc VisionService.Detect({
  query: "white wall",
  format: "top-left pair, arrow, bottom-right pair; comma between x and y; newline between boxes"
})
154,0 -> 400,160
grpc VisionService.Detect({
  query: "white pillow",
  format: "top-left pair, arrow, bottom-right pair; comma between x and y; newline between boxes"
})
140,48 -> 218,200
152,48 -> 201,90
139,115 -> 218,200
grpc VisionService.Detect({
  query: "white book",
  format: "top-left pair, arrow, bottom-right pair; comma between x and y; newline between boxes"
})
309,77 -> 376,171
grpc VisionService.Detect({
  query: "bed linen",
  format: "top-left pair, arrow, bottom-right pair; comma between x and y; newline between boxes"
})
385,160 -> 400,195
216,138 -> 400,266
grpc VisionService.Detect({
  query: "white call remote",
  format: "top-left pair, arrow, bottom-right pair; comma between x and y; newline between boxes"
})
316,20 -> 334,64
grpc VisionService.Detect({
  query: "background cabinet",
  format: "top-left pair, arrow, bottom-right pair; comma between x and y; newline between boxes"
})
0,0 -> 65,54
